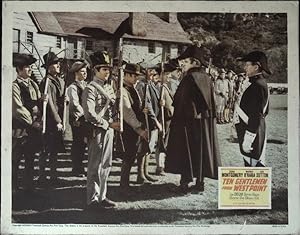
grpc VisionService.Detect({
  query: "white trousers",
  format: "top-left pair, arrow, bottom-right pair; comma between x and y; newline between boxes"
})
86,128 -> 114,205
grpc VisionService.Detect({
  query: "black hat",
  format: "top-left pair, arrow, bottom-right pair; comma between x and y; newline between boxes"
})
90,51 -> 112,68
41,51 -> 62,68
164,58 -> 180,72
69,61 -> 88,73
13,53 -> 37,67
219,68 -> 226,74
123,63 -> 142,75
177,45 -> 208,66
239,51 -> 271,75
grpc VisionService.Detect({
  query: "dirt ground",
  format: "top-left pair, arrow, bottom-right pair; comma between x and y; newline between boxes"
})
12,95 -> 288,225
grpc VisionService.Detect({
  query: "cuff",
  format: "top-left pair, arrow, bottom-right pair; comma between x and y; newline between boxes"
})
244,130 -> 257,143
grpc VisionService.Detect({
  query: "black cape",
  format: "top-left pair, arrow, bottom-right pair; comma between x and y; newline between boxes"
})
165,67 -> 221,182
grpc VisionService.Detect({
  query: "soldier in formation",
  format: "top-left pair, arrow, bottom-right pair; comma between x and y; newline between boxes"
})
12,53 -> 45,192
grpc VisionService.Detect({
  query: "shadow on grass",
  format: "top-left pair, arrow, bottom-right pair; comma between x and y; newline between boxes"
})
12,206 -> 288,224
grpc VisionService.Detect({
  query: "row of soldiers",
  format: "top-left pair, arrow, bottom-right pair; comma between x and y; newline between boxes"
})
12,45 -> 270,210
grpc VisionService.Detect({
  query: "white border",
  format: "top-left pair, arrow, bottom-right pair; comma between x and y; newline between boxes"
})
2,1 -> 299,234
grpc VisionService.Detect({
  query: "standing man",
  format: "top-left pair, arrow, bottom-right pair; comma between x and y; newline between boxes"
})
214,68 -> 229,124
39,52 -> 65,185
82,51 -> 119,209
67,61 -> 88,176
165,45 -> 221,193
12,53 -> 44,192
119,63 -> 149,192
234,51 -> 271,167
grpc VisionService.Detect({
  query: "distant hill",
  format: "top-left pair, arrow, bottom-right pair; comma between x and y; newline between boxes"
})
178,13 -> 287,83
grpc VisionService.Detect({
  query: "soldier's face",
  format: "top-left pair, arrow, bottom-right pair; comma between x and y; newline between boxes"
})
76,67 -> 87,81
48,62 -> 60,75
181,58 -> 196,73
18,65 -> 32,79
125,73 -> 138,86
244,62 -> 259,77
95,67 -> 110,81
220,73 -> 226,79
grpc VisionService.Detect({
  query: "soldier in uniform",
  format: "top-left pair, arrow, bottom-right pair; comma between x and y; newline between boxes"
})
119,63 -> 149,191
39,52 -> 65,185
12,53 -> 45,192
214,68 -> 229,124
67,61 -> 88,176
82,51 -> 119,209
165,45 -> 221,193
234,51 -> 271,167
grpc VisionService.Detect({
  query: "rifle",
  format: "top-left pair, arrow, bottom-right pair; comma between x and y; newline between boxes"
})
159,47 -> 167,138
42,47 -> 52,134
118,38 -> 124,133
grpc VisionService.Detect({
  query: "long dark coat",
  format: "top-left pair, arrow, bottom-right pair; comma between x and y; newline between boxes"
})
165,67 -> 221,182
235,74 -> 269,160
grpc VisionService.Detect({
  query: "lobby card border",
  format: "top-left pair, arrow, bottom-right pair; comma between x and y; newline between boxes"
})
2,1 -> 299,234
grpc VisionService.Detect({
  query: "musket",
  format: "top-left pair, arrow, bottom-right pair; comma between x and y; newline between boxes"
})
159,47 -> 167,138
143,71 -> 150,141
42,47 -> 52,134
61,52 -> 69,133
118,38 -> 124,133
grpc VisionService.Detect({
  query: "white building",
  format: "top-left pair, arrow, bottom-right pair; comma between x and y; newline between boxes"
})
13,12 -> 191,80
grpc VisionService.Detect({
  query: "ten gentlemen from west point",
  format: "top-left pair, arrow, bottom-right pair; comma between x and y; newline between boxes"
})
233,51 -> 271,167
165,45 -> 222,194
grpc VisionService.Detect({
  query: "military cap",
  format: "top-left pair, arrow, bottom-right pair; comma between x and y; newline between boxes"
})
219,68 -> 226,74
90,50 -> 112,68
13,53 -> 37,67
123,63 -> 142,75
41,51 -> 62,68
239,51 -> 271,75
70,61 -> 88,73
177,45 -> 208,66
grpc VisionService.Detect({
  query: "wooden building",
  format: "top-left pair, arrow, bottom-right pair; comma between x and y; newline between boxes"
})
13,12 -> 191,80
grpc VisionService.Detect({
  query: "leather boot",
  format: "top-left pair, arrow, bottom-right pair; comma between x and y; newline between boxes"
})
120,160 -> 132,189
144,154 -> 158,182
136,155 -> 151,184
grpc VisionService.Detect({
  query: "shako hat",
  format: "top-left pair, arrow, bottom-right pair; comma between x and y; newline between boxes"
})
177,45 -> 208,66
13,53 -> 37,67
42,51 -> 62,68
90,50 -> 112,68
239,51 -> 271,75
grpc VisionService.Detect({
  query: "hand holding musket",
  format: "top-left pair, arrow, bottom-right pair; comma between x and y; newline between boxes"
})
42,75 -> 49,134
159,49 -> 167,137
143,80 -> 150,141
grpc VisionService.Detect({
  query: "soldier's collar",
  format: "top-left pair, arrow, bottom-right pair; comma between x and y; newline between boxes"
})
16,76 -> 30,86
93,76 -> 107,86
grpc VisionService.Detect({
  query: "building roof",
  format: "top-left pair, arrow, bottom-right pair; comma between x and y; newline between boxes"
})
30,12 -> 191,44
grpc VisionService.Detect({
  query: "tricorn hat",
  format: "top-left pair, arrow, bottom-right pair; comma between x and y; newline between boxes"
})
123,63 -> 142,75
69,61 -> 88,73
90,50 -> 112,68
177,45 -> 208,66
13,53 -> 37,67
238,51 -> 271,75
42,51 -> 62,68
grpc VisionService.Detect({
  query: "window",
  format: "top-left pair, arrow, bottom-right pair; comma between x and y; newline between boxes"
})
26,31 -> 33,43
178,45 -> 183,55
56,36 -> 62,48
165,44 -> 171,55
86,40 -> 93,50
148,42 -> 155,54
13,29 -> 20,52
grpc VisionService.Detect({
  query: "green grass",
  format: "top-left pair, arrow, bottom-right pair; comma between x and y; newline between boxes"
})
12,95 -> 288,225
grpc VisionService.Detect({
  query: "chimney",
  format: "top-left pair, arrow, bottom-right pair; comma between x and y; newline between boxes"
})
152,12 -> 178,24
129,12 -> 147,37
